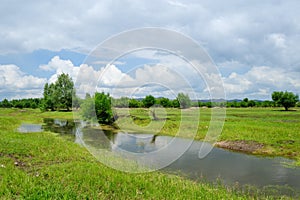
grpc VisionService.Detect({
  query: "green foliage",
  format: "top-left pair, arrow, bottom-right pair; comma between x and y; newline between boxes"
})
176,93 -> 191,109
172,99 -> 180,108
128,98 -> 142,108
80,97 -> 97,121
1,99 -> 12,108
112,97 -> 130,108
272,91 -> 299,111
72,95 -> 82,110
41,73 -> 75,111
142,95 -> 155,108
94,92 -> 115,124
80,92 -> 115,124
157,97 -> 172,107
248,100 -> 256,107
0,98 -> 41,109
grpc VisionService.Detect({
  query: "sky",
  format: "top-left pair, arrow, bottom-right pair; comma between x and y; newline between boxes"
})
0,0 -> 300,100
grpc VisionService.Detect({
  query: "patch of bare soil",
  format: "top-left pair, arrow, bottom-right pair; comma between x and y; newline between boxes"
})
214,140 -> 264,153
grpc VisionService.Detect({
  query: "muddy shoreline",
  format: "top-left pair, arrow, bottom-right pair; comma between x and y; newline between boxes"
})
214,140 -> 264,154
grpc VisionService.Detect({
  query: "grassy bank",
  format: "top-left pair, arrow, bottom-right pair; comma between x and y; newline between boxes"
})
115,107 -> 300,165
0,108 -> 257,199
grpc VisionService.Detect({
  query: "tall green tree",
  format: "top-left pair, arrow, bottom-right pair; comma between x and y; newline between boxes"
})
176,93 -> 191,109
41,73 -> 75,111
272,91 -> 299,111
55,73 -> 75,110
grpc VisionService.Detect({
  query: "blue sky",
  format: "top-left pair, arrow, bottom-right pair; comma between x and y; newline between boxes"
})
1,0 -> 300,100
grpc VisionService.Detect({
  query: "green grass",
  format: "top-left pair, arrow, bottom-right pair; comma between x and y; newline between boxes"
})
115,107 -> 300,165
0,108 -> 259,199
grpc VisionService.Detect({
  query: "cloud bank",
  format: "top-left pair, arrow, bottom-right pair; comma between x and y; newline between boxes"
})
0,1 -> 299,99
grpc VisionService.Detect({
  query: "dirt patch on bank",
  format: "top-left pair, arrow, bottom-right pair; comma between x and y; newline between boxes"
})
214,140 -> 264,154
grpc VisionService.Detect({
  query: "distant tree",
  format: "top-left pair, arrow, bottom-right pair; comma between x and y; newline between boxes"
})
72,95 -> 82,110
172,99 -> 180,108
30,101 -> 38,109
85,93 -> 91,99
142,95 -> 155,108
112,97 -> 129,108
248,100 -> 256,107
206,102 -> 212,108
129,99 -> 142,108
240,98 -> 249,107
261,100 -> 274,108
272,91 -> 299,111
176,93 -> 191,109
158,97 -> 172,107
1,99 -> 12,108
15,101 -> 24,109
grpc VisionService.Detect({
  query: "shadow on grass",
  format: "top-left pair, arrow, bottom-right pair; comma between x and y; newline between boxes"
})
272,109 -> 297,112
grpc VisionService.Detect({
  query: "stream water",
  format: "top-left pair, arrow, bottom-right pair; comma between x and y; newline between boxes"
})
18,118 -> 300,197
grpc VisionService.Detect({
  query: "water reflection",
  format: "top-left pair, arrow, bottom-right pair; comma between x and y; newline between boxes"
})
42,118 -> 77,135
18,124 -> 42,133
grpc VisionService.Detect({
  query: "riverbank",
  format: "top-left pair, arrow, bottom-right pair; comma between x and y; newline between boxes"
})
0,108 -> 255,199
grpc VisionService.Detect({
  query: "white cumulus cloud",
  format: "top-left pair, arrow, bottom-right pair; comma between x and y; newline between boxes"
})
223,66 -> 300,99
0,64 -> 47,99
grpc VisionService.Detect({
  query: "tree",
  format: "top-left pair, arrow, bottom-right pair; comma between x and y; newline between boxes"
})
172,99 -> 180,108
129,98 -> 142,108
41,73 -> 75,111
80,92 -> 115,124
248,100 -> 256,107
158,97 -> 172,107
72,95 -> 82,110
1,99 -> 12,108
80,96 -> 97,121
142,95 -> 155,108
272,91 -> 299,111
94,92 -> 115,124
55,73 -> 75,110
176,93 -> 191,109
112,97 -> 129,108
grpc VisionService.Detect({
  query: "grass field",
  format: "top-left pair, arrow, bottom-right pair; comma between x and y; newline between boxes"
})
0,108 -> 299,199
0,108 -> 256,199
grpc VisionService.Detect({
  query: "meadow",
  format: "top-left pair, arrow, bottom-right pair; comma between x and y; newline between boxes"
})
0,107 -> 299,199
